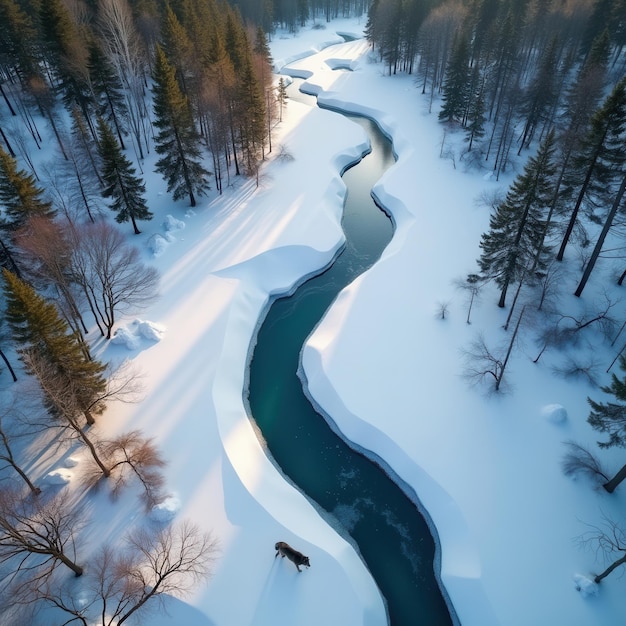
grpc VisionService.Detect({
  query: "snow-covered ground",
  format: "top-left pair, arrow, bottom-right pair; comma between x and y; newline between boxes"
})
5,15 -> 626,626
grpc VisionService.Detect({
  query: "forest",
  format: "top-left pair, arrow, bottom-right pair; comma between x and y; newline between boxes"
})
366,0 -> 626,501
2,0 -> 626,620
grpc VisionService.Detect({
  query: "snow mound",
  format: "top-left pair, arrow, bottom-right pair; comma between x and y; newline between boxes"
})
44,468 -> 73,485
147,233 -> 169,257
111,320 -> 165,349
136,319 -> 166,341
541,404 -> 568,424
64,456 -> 80,468
150,496 -> 180,523
573,574 -> 599,597
163,214 -> 185,232
111,326 -> 141,350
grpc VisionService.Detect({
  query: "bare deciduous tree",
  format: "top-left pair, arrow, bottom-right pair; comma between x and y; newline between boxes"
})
23,348 -> 162,505
577,513 -> 626,583
462,307 -> 525,392
552,355 -> 601,387
69,222 -> 159,339
533,294 -> 618,363
15,217 -> 90,353
454,273 -> 486,324
34,521 -> 218,625
97,0 -> 151,162
561,441 -> 608,487
82,430 -> 166,509
0,488 -> 84,579
0,407 -> 40,496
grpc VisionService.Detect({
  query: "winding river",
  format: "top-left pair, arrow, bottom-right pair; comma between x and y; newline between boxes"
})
247,78 -> 453,626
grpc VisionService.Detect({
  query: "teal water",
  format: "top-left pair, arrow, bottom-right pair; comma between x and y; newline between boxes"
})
247,101 -> 453,624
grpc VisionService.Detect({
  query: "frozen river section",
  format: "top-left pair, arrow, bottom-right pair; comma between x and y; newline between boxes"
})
247,70 -> 453,626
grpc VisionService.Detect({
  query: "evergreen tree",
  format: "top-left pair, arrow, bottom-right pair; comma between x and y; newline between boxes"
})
478,130 -> 557,307
465,65 -> 486,151
235,42 -> 267,176
152,45 -> 210,207
87,40 -> 129,150
2,269 -> 107,425
438,30 -> 470,123
224,8 -> 247,74
517,35 -> 560,153
160,2 -> 195,96
0,0 -> 39,83
557,78 -> 626,261
0,146 -> 55,230
37,0 -> 92,118
276,77 -> 288,122
97,118 -> 152,234
588,354 -> 626,493
574,171 -> 626,297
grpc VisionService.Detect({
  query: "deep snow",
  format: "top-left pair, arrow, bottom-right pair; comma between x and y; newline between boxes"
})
3,15 -> 626,626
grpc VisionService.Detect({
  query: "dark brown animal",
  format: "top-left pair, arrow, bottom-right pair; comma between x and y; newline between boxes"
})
275,541 -> 310,572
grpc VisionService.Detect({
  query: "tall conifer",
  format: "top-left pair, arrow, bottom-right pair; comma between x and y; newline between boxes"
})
478,130 -> 557,307
2,269 -> 106,424
88,40 -> 128,150
152,45 -> 210,207
97,118 -> 152,234
0,146 -> 55,230
438,31 -> 471,123
557,78 -> 626,260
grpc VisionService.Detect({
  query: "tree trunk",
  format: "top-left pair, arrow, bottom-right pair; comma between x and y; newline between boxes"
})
75,424 -> 110,477
83,409 -> 95,426
57,551 -> 84,577
594,553 -> 626,583
603,462 -> 626,493
0,348 -> 17,382
575,173 -> 626,297
557,129 -> 608,261
496,305 -> 525,391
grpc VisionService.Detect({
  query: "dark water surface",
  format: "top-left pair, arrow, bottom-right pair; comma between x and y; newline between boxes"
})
247,84 -> 453,625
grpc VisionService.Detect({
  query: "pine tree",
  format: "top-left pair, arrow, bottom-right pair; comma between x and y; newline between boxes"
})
152,45 -> 210,207
234,43 -> 266,176
557,78 -> 626,261
2,269 -> 107,425
517,35 -> 560,154
0,0 -> 39,82
97,118 -> 152,235
465,65 -> 486,151
160,2 -> 195,96
0,146 -> 55,230
37,0 -> 92,118
478,130 -> 557,307
588,354 -> 626,492
276,77 -> 288,122
438,30 -> 471,123
87,40 -> 129,150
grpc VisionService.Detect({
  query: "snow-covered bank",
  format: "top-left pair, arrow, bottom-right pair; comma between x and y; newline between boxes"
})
6,15 -> 626,626
290,24 -> 626,626
97,29 -> 389,625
